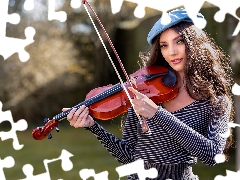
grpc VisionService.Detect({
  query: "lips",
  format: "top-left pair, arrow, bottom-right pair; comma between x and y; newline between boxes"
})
171,58 -> 182,64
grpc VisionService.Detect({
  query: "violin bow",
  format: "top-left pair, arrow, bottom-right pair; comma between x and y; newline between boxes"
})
82,0 -> 151,134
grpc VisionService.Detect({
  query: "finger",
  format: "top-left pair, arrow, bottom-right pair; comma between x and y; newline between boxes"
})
131,98 -> 143,105
71,106 -> 86,121
73,107 -> 89,128
67,108 -> 77,122
128,87 -> 145,99
62,108 -> 69,112
77,106 -> 89,120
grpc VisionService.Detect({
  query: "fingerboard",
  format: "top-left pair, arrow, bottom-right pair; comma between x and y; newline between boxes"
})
53,83 -> 123,121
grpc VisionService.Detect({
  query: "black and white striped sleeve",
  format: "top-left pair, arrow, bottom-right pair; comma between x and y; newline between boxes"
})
151,104 -> 229,166
85,107 -> 138,164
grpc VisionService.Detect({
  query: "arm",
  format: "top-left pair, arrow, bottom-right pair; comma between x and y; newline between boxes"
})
151,102 -> 230,166
86,107 -> 138,164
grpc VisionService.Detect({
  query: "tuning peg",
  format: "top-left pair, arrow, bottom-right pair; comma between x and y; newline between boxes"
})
43,118 -> 49,124
48,133 -> 52,139
55,126 -> 60,132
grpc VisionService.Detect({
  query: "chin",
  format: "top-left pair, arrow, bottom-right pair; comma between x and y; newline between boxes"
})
170,65 -> 185,73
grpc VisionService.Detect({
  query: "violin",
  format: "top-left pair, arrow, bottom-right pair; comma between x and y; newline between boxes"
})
32,65 -> 178,140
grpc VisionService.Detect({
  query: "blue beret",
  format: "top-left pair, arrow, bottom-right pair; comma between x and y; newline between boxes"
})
147,8 -> 204,44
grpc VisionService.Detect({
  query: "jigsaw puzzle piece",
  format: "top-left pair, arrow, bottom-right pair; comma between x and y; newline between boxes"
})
115,159 -> 158,180
0,27 -> 36,62
20,164 -> 51,180
24,0 -> 34,11
70,0 -> 82,9
79,169 -> 109,180
0,0 -> 36,62
0,156 -> 15,180
20,149 -> 74,180
206,0 -> 240,22
0,0 -> 20,37
182,1 -> 207,29
45,149 -> 74,171
0,102 -> 28,150
214,170 -> 240,180
48,0 -> 67,22
206,0 -> 240,36
232,22 -> 240,36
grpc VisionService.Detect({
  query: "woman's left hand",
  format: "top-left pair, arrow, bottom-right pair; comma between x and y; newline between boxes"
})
128,87 -> 158,118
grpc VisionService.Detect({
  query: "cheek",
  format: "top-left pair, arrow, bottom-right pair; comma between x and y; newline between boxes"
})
160,50 -> 171,63
180,44 -> 187,56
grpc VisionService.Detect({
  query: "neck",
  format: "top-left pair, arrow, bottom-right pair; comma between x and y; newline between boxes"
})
176,71 -> 185,89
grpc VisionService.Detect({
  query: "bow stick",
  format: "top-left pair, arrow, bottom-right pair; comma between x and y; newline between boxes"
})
82,0 -> 151,134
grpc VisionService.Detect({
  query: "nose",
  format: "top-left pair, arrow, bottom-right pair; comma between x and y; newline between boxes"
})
168,44 -> 177,56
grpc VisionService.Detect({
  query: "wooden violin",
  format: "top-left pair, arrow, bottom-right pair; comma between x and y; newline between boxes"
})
32,65 -> 178,140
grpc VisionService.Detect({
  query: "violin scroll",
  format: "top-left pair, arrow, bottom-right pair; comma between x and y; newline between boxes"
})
32,118 -> 59,140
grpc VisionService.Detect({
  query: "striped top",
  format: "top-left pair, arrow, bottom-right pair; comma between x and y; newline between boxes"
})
86,99 -> 229,179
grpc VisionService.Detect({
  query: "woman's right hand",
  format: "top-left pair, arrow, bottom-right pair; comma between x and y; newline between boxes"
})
62,105 -> 95,128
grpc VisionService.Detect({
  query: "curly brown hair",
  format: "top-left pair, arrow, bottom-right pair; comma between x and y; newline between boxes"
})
139,22 -> 234,156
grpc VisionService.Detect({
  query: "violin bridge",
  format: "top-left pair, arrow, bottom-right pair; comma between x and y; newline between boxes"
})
130,76 -> 138,89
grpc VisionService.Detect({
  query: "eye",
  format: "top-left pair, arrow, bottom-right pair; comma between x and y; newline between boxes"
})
177,39 -> 184,44
160,44 -> 167,48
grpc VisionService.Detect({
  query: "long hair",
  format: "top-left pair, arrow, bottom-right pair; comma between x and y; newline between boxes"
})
140,22 -> 234,155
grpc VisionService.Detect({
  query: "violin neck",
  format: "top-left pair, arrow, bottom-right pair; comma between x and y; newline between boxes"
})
53,83 -> 123,121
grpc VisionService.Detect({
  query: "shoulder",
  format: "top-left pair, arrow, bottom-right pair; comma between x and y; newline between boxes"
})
210,95 -> 232,113
207,95 -> 233,126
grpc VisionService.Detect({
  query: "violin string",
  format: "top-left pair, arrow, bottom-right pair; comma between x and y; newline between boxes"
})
83,2 -> 146,126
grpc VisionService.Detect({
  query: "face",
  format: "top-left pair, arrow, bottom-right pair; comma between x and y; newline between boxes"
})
159,28 -> 187,73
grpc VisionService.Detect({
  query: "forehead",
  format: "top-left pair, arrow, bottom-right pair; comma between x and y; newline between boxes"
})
159,28 -> 180,42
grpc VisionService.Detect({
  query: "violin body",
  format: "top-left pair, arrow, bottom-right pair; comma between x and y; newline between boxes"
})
32,65 -> 178,140
86,66 -> 178,120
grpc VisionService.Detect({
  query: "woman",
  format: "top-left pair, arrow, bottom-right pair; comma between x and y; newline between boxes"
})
63,8 -> 234,180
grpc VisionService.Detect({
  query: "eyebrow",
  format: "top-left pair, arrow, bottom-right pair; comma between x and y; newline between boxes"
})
160,35 -> 182,43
